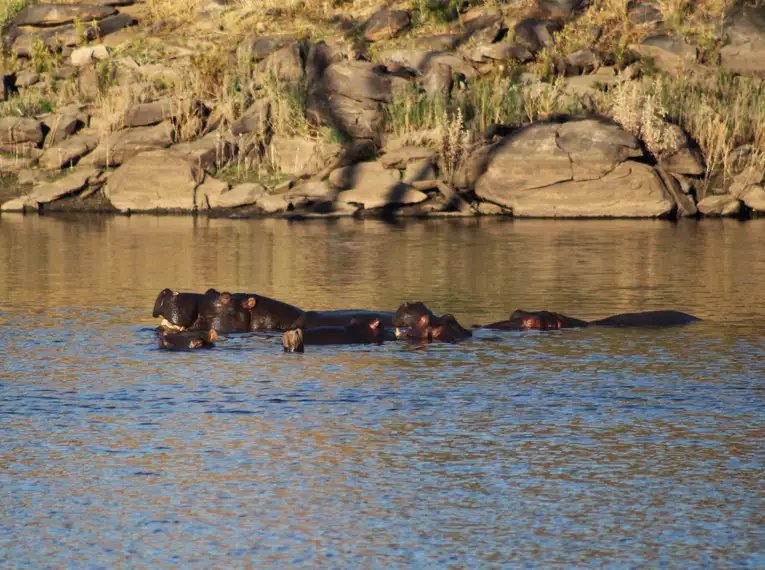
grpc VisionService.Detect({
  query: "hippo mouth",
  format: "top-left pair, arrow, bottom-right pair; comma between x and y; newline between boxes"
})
159,318 -> 185,332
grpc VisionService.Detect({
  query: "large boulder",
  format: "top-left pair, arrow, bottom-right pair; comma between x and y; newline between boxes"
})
169,132 -> 236,171
632,35 -> 697,71
259,42 -> 304,81
721,5 -> 765,74
513,19 -> 563,54
379,146 -> 437,169
538,0 -> 587,19
42,105 -> 88,146
329,161 -> 400,190
365,9 -> 411,42
39,132 -> 99,169
12,13 -> 134,56
306,92 -> 384,140
381,50 -> 478,79
697,195 -> 741,217
0,117 -> 44,147
122,99 -> 176,128
231,99 -> 271,138
207,183 -> 266,209
104,149 -> 201,212
338,183 -> 428,210
13,3 -> 116,26
86,122 -> 174,168
479,161 -> 674,217
475,121 -> 675,217
322,61 -> 393,103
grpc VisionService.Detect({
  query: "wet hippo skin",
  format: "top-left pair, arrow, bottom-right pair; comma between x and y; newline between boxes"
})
282,318 -> 385,353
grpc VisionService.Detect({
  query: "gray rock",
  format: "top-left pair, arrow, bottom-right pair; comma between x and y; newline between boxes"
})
170,131 -> 236,172
39,132 -> 99,169
379,146 -> 437,169
329,161 -> 400,190
470,43 -> 535,64
415,34 -> 461,51
231,99 -> 271,137
566,48 -> 602,75
87,122 -> 174,168
480,161 -> 674,217
721,5 -> 765,74
123,99 -> 176,128
13,3 -> 116,26
538,0 -> 586,19
0,117 -> 44,146
736,184 -> 765,212
306,91 -> 384,140
421,62 -> 453,99
27,168 -> 96,207
195,176 -> 229,208
697,195 -> 741,217
16,70 -> 40,88
514,18 -> 563,54
627,0 -> 663,25
248,36 -> 297,60
458,8 -> 503,43
556,119 -> 643,181
323,61 -> 393,103
729,166 -> 764,198
404,159 -> 437,183
656,166 -> 697,216
381,50 -> 478,79
365,9 -> 411,42
633,35 -> 697,70
105,149 -> 201,212
659,146 -> 705,176
259,42 -> 304,81
339,182 -> 427,210
13,13 -> 134,56
305,41 -> 343,86
208,182 -> 265,209
43,105 -> 87,146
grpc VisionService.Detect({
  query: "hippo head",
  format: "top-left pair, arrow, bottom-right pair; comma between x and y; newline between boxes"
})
350,317 -> 384,344
207,292 -> 255,332
510,310 -> 564,331
404,313 -> 470,342
393,302 -> 435,331
153,288 -> 200,330
282,329 -> 304,353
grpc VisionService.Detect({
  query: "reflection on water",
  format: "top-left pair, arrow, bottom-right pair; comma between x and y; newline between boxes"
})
1,215 -> 763,568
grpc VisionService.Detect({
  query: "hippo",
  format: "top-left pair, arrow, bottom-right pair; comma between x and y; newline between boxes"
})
212,289 -> 304,331
153,288 -> 304,332
152,288 -> 208,331
159,329 -> 217,351
196,291 -> 255,333
282,318 -> 385,353
292,310 -> 396,329
479,309 -> 700,330
589,310 -> 701,327
393,302 -> 472,342
481,310 -> 590,331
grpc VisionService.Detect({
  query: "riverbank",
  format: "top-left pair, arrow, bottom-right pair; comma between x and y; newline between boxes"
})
1,0 -> 764,219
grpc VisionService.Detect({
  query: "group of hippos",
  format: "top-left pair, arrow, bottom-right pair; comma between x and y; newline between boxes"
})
152,288 -> 701,352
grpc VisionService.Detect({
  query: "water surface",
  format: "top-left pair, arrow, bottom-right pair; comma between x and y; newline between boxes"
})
1,215 -> 763,568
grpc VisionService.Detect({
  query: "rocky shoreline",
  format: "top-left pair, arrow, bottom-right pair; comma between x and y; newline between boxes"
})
1,1 -> 764,219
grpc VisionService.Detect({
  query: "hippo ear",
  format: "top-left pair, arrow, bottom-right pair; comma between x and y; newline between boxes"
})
219,293 -> 232,304
418,314 -> 430,326
510,309 -> 526,319
173,290 -> 180,297
207,329 -> 218,342
244,297 -> 256,309
205,288 -> 218,295
369,318 -> 380,329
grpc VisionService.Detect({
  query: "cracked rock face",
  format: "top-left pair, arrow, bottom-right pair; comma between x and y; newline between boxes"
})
474,120 -> 675,217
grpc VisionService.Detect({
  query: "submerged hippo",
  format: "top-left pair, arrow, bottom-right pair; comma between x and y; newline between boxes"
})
292,310 -> 396,329
282,318 -> 385,353
159,329 -> 218,351
480,309 -> 701,330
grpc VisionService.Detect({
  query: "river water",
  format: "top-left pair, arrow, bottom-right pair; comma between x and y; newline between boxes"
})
1,214 -> 763,568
